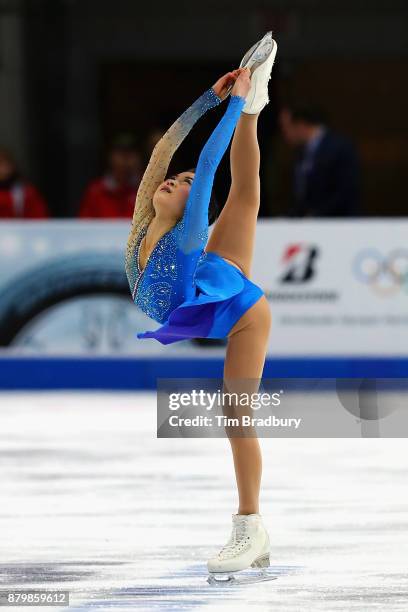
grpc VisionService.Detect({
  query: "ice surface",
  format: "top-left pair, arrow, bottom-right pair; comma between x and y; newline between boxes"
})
0,392 -> 407,611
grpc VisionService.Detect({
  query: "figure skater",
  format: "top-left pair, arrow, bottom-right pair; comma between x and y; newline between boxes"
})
125,32 -> 277,581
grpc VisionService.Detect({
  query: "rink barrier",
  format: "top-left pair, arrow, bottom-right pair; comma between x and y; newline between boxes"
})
0,356 -> 408,390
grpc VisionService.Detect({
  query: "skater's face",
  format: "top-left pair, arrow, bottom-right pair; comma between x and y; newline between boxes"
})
153,171 -> 195,219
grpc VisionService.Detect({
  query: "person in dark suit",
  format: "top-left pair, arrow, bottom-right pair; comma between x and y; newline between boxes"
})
279,105 -> 361,217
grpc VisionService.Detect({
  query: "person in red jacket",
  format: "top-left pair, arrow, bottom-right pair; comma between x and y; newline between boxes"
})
0,148 -> 48,219
79,134 -> 143,218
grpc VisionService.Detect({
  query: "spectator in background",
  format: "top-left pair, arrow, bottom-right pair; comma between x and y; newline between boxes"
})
0,148 -> 48,218
279,106 -> 361,217
79,134 -> 143,218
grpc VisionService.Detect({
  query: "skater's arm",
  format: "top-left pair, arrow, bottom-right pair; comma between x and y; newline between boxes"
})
124,87 -> 223,282
178,94 -> 246,254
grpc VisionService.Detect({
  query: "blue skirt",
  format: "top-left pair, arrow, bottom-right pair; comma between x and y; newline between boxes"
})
136,252 -> 264,345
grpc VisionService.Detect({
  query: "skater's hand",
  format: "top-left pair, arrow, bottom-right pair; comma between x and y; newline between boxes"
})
231,67 -> 251,99
212,70 -> 240,100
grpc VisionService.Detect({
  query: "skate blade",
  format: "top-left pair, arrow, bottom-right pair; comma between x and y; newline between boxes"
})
232,573 -> 277,585
207,573 -> 236,586
226,32 -> 273,96
207,555 -> 277,587
207,571 -> 277,586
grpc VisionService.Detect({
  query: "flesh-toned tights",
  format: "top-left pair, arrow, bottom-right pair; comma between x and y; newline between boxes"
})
205,112 -> 271,515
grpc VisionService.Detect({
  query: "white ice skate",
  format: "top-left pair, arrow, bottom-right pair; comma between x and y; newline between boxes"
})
207,513 -> 275,585
239,31 -> 278,114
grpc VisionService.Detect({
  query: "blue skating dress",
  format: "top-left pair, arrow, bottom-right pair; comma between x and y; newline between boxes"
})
125,88 -> 263,345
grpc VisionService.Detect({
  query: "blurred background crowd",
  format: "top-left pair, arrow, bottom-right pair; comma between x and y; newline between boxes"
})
0,0 -> 407,221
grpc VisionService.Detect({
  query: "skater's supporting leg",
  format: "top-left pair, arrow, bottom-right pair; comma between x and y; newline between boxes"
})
223,296 -> 271,515
205,112 -> 261,278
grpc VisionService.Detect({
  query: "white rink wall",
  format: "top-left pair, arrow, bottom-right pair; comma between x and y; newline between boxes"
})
0,219 -> 407,357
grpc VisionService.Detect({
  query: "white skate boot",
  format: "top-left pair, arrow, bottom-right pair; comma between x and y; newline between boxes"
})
239,31 -> 278,114
207,513 -> 274,585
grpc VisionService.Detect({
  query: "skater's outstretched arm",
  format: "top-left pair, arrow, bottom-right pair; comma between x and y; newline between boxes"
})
178,71 -> 250,254
125,86 -> 223,272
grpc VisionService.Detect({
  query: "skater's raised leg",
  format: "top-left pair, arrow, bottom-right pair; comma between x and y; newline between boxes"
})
205,110 -> 261,278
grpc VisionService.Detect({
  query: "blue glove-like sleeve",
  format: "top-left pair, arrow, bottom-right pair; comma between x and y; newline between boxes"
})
177,94 -> 246,254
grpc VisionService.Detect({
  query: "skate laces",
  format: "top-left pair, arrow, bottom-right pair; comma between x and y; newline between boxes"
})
218,520 -> 251,559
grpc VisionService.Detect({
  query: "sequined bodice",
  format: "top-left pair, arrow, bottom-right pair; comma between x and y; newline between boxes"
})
125,89 -> 246,325
131,222 -> 204,323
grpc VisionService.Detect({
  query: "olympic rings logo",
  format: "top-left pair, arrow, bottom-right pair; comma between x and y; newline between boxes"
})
352,248 -> 408,296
